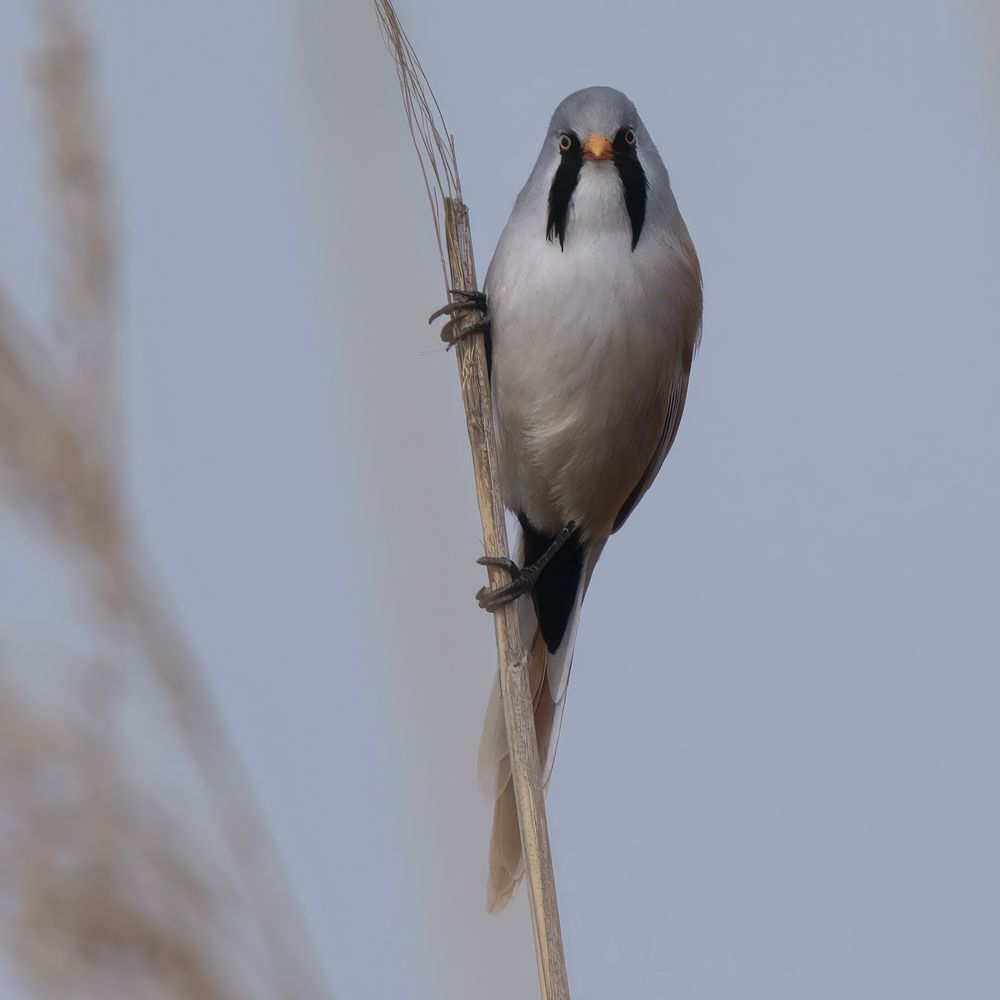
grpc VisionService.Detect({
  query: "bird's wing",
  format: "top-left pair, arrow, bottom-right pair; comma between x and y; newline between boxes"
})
611,367 -> 690,534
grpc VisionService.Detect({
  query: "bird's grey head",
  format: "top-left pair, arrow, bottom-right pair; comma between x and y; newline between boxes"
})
536,86 -> 663,252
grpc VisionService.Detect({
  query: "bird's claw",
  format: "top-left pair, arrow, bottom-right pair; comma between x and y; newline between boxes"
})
429,289 -> 490,350
476,555 -> 520,575
427,288 -> 486,322
476,578 -> 532,610
475,554 -> 535,611
440,317 -> 489,350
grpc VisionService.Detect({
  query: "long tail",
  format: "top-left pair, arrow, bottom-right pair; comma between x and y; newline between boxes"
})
477,524 -> 594,914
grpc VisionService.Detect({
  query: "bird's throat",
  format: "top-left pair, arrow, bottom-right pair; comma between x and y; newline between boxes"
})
546,157 -> 647,252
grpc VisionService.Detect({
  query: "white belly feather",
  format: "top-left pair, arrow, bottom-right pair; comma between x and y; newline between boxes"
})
486,163 -> 689,539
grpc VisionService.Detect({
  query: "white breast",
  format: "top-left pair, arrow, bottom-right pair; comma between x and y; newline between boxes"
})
485,162 -> 691,539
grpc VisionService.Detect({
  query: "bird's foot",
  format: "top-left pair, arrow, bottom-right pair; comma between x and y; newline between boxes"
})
474,521 -> 578,612
428,288 -> 490,351
475,555 -> 538,611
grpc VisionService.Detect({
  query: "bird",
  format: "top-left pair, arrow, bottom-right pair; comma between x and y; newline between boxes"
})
432,86 -> 702,912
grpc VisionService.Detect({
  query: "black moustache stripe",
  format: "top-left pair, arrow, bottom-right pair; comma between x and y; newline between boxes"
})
546,133 -> 582,250
613,127 -> 648,250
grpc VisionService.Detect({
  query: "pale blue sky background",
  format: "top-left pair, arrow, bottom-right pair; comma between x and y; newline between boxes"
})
1,1 -> 999,998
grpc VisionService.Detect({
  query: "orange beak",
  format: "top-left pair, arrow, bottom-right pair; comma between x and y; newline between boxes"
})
582,134 -> 613,161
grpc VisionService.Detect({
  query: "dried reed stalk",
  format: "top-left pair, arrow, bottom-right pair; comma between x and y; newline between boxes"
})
373,4 -> 570,997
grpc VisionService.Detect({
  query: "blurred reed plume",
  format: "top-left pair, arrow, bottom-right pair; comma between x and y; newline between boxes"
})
0,3 -> 327,997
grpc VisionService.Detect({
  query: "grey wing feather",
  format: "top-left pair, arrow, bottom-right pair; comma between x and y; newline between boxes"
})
612,369 -> 690,534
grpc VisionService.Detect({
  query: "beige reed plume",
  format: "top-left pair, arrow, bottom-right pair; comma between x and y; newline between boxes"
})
373,3 -> 571,998
0,4 -> 328,997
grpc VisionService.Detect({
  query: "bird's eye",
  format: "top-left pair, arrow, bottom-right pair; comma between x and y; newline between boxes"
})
624,127 -> 636,146
558,133 -> 573,152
